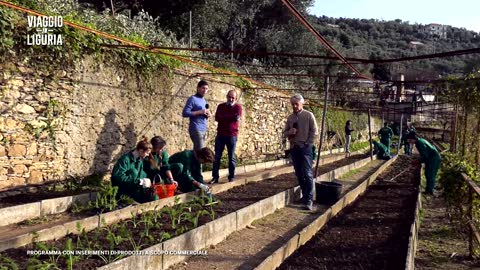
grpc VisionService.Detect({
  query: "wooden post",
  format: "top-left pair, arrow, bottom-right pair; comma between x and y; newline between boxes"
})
315,76 -> 329,177
450,104 -> 459,152
469,187 -> 474,257
398,114 -> 403,154
368,108 -> 373,160
475,113 -> 480,170
461,109 -> 468,157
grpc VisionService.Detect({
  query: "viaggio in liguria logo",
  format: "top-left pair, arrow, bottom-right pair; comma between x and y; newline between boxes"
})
26,16 -> 63,46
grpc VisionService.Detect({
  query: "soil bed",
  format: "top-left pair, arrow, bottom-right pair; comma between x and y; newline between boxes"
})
0,183 -> 98,208
279,155 -> 419,270
214,154 -> 367,215
171,159 -> 385,270
1,154 -> 366,270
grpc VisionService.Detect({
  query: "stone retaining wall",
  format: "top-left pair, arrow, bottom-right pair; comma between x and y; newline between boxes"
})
0,55 -> 376,191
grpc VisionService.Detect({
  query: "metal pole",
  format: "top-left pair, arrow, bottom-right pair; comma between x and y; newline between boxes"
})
398,114 -> 403,154
314,76 -> 329,177
368,108 -> 373,160
189,11 -> 192,48
469,187 -> 473,257
475,113 -> 480,170
110,0 -> 115,16
231,40 -> 234,61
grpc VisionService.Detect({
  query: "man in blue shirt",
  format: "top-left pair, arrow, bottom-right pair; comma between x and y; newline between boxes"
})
182,80 -> 211,150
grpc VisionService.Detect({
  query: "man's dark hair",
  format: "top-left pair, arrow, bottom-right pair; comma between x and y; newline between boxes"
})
195,147 -> 215,163
150,136 -> 166,149
197,80 -> 208,88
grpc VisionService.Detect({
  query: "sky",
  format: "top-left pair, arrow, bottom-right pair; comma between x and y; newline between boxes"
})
309,0 -> 480,32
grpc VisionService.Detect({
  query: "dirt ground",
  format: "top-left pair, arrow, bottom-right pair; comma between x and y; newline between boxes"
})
0,188 -> 93,208
2,155 -> 370,269
279,155 -> 419,270
415,193 -> 480,269
0,154 -> 357,249
170,159 -> 384,270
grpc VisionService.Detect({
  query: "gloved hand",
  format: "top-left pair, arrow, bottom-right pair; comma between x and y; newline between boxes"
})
198,183 -> 210,193
172,180 -> 179,187
139,178 -> 152,188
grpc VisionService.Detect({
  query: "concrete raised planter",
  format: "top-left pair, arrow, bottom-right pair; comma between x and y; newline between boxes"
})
253,156 -> 398,270
97,153 -> 376,270
405,166 -> 422,270
200,145 -> 348,180
0,192 -> 95,227
97,188 -> 298,270
0,145 -> 352,229
0,147 -> 368,252
0,159 -> 290,252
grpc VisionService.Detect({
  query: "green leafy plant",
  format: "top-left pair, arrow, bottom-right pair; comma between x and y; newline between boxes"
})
0,6 -> 17,57
139,211 -> 155,244
26,242 -> 62,270
88,183 -> 119,213
99,224 -> 125,263
438,152 -> 474,223
64,238 -> 79,270
0,255 -> 19,270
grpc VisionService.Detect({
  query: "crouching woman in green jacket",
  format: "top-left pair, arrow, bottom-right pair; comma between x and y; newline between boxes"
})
111,138 -> 157,203
169,147 -> 215,193
143,136 -> 183,186
372,140 -> 392,160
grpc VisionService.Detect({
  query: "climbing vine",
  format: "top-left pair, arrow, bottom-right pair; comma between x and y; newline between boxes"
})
1,0 -> 183,73
23,99 -> 65,142
437,70 -> 480,163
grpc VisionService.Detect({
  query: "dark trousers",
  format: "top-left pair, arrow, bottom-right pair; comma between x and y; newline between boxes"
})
425,158 -> 441,193
212,135 -> 237,180
291,144 -> 314,203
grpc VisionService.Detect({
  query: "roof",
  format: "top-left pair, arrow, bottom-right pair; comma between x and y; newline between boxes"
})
409,41 -> 424,45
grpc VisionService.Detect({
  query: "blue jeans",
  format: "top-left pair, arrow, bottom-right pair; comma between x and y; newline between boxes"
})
189,130 -> 206,151
290,144 -> 314,203
212,135 -> 237,180
345,135 -> 351,153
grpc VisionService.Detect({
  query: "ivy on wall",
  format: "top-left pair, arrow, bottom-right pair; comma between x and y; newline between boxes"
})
1,0 -> 183,73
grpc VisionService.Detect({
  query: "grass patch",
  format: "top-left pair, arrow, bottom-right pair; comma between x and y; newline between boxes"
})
339,169 -> 360,180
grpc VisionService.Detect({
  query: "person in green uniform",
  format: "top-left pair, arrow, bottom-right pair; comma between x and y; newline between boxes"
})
372,140 -> 391,160
402,127 -> 412,156
378,123 -> 394,154
402,126 -> 415,155
406,132 -> 441,195
169,147 -> 215,193
111,138 -> 157,203
143,136 -> 182,185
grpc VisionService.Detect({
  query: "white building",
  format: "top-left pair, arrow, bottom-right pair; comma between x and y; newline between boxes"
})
419,23 -> 448,39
